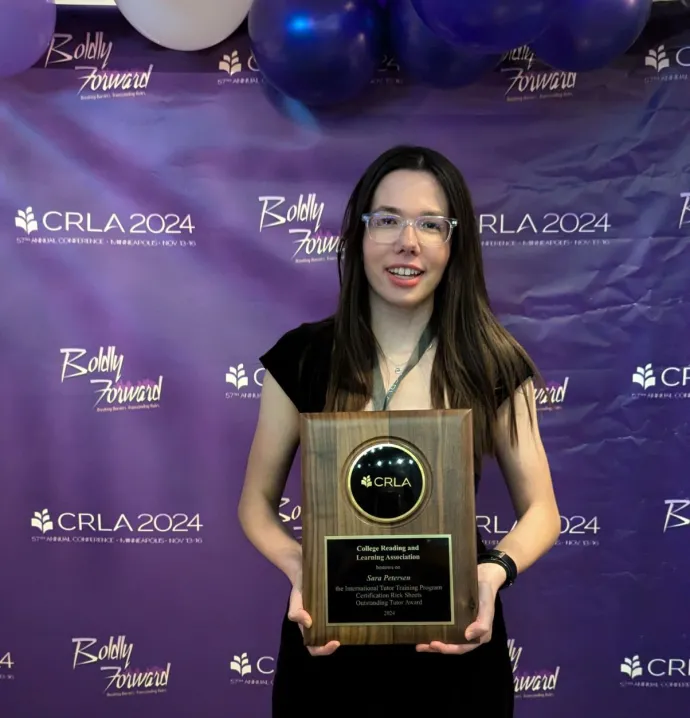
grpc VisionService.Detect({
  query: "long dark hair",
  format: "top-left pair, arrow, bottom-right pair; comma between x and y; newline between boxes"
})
323,145 -> 540,460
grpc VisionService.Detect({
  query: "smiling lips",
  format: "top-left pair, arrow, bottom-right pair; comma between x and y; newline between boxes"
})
386,264 -> 424,288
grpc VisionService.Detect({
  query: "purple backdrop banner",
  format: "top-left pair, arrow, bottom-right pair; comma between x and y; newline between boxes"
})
1,8 -> 689,718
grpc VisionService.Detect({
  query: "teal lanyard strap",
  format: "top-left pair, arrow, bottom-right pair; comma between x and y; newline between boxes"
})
371,323 -> 434,411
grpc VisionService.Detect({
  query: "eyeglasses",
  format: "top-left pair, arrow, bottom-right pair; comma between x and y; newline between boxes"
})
361,211 -> 457,245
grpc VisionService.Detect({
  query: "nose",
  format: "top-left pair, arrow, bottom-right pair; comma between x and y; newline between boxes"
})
396,222 -> 421,254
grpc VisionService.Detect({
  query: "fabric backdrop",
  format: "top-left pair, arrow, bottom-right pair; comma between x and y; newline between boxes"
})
1,8 -> 689,718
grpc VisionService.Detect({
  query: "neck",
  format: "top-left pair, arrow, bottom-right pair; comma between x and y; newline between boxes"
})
369,292 -> 433,359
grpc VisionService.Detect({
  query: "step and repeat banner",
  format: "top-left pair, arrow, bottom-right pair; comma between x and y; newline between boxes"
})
1,8 -> 689,718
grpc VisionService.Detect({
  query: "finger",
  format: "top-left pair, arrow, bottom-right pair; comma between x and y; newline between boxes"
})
465,621 -> 490,642
307,641 -> 340,656
415,644 -> 438,652
287,608 -> 312,628
429,641 -> 479,655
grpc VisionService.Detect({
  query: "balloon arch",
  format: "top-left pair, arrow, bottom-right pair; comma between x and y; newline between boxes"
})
0,0 -> 657,104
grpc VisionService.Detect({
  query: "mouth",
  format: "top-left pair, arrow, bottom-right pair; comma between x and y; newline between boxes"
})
386,266 -> 424,278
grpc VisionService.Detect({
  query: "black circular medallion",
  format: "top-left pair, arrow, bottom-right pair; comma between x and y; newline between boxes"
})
346,441 -> 426,523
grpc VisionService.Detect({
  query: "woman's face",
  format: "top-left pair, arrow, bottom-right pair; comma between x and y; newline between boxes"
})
363,169 -> 452,311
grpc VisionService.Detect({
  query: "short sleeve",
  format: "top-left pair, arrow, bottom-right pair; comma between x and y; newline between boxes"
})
259,324 -> 309,410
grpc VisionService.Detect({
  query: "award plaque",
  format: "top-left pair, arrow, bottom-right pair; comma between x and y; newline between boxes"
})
299,409 -> 478,646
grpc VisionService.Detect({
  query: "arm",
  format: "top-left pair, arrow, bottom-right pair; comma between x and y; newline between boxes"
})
419,378 -> 560,653
479,378 -> 561,592
237,370 -> 302,586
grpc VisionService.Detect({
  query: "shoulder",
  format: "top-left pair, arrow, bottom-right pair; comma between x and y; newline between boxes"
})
259,317 -> 334,411
493,352 -> 537,407
260,317 -> 334,367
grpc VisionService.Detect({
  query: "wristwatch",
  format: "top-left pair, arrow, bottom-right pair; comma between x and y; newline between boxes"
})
478,549 -> 518,589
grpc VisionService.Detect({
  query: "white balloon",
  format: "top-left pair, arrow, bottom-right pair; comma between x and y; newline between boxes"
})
116,0 -> 254,51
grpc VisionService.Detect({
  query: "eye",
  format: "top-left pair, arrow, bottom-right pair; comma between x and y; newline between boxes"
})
418,218 -> 444,233
371,214 -> 401,228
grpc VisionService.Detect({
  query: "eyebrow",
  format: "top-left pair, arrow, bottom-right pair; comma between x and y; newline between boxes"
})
371,205 -> 445,216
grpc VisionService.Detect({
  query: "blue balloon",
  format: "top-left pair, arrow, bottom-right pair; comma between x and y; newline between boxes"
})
391,0 -> 500,88
530,0 -> 652,72
248,0 -> 383,107
411,0 -> 557,54
0,0 -> 56,78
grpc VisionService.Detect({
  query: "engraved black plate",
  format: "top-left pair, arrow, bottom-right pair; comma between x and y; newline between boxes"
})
325,536 -> 453,625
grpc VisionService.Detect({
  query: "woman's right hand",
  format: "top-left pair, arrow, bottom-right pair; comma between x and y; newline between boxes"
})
288,577 -> 340,657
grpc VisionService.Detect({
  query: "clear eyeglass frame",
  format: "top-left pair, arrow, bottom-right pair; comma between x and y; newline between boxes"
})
361,211 -> 458,245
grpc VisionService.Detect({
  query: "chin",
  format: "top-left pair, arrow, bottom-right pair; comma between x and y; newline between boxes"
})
374,286 -> 434,310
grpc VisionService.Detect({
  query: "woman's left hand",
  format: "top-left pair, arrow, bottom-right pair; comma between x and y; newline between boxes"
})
415,563 -> 505,655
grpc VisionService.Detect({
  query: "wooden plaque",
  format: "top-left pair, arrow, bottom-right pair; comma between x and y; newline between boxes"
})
299,409 -> 478,646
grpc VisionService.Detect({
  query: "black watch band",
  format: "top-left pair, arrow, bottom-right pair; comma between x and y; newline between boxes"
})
478,549 -> 518,589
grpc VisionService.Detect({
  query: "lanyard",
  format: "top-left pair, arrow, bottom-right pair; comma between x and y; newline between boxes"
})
371,323 -> 434,411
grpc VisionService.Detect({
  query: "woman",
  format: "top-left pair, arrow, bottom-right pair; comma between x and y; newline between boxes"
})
238,145 -> 560,716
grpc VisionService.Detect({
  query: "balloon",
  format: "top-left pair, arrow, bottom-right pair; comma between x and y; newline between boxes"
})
115,0 -> 253,51
248,0 -> 383,107
530,0 -> 652,72
391,0 -> 500,88
411,0 -> 557,54
0,0 -> 56,78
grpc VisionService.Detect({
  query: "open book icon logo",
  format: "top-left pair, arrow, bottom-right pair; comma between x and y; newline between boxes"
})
620,655 -> 643,679
226,364 -> 249,389
645,45 -> 670,72
632,364 -> 655,390
31,509 -> 54,534
15,207 -> 38,234
230,653 -> 251,676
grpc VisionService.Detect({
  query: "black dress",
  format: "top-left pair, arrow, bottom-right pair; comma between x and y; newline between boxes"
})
260,318 -> 524,718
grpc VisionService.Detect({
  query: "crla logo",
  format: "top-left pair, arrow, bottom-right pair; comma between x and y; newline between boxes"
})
632,363 -> 655,389
31,508 -> 54,534
663,499 -> 690,532
29,509 -> 203,543
478,211 -> 611,240
258,194 -> 339,264
631,363 -> 690,397
478,514 -> 599,548
225,363 -> 264,399
219,51 -> 242,76
621,655 -> 643,679
643,43 -> 690,82
229,651 -> 274,685
645,45 -> 670,71
361,475 -> 411,488
217,49 -> 261,86
501,46 -> 576,102
620,654 -> 690,686
226,363 -> 249,389
12,206 -> 196,248
15,207 -> 38,234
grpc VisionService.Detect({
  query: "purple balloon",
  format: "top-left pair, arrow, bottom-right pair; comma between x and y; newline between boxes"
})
530,0 -> 652,72
0,0 -> 56,78
411,0 -> 557,54
248,0 -> 383,107
391,0 -> 500,88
